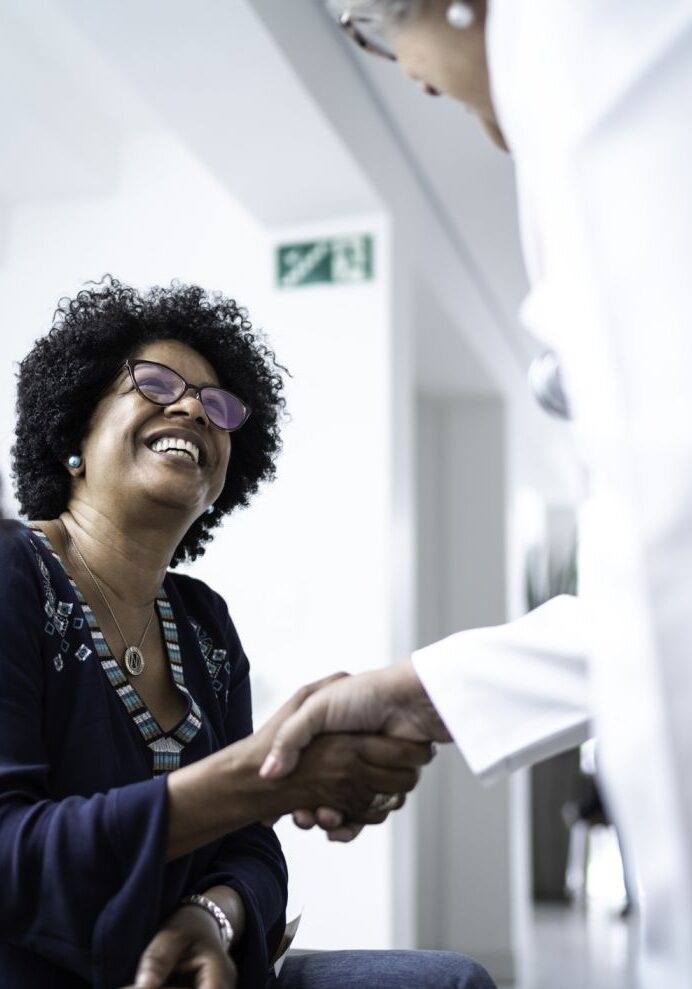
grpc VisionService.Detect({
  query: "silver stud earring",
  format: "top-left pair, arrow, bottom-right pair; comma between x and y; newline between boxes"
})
205,505 -> 215,516
67,454 -> 83,470
446,1 -> 475,29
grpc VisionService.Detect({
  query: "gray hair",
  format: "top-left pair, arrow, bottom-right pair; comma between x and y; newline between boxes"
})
326,0 -> 423,32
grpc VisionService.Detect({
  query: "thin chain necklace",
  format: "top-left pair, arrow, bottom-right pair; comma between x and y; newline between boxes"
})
61,520 -> 156,677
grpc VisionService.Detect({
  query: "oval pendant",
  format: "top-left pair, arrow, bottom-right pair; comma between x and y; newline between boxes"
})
124,646 -> 145,676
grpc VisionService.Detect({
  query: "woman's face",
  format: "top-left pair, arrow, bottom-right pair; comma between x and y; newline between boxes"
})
74,339 -> 231,522
389,0 -> 508,150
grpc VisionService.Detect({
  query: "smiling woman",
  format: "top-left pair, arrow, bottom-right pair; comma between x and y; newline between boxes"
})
13,275 -> 285,566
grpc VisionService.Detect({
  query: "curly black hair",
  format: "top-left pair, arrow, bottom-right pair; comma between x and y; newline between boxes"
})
12,276 -> 286,566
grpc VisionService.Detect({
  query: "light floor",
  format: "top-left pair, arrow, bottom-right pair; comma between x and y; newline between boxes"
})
509,902 -> 639,989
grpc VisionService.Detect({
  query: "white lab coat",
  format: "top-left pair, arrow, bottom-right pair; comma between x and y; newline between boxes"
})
413,3 -> 692,985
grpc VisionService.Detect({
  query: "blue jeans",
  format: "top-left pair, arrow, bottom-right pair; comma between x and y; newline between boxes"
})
277,949 -> 496,989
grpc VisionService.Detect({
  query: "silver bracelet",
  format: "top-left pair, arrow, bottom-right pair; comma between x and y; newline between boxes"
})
180,894 -> 234,951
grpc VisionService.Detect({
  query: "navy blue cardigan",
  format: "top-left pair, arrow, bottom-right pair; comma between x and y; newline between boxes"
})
0,521 -> 287,989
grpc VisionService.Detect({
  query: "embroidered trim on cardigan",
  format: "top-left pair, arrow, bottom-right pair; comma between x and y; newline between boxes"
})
30,528 -> 202,776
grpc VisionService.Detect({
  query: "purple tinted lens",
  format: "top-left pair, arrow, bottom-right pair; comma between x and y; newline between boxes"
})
201,387 -> 248,430
133,362 -> 184,404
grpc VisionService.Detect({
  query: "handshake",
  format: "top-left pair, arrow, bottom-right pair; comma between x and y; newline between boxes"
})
250,659 -> 452,842
131,663 -> 454,989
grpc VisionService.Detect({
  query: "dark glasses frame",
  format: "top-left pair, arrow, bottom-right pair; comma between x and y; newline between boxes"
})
338,10 -> 397,61
123,359 -> 251,432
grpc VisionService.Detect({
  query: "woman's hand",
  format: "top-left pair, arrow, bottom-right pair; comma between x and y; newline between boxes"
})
166,674 -> 352,859
134,904 -> 237,989
240,676 -> 434,839
282,732 -> 430,820
166,675 -> 433,859
290,769 -> 415,843
245,728 -> 433,830
292,805 -> 388,844
259,662 -> 450,781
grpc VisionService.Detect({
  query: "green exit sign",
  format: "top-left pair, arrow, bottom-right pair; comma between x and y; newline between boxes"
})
276,235 -> 374,289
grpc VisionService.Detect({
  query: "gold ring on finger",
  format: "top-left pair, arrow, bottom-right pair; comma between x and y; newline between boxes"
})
369,792 -> 400,813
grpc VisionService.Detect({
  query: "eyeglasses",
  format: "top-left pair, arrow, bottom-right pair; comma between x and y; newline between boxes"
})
123,359 -> 251,432
338,10 -> 397,61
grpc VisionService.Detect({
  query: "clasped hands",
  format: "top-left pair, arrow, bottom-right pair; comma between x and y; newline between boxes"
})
252,660 -> 451,842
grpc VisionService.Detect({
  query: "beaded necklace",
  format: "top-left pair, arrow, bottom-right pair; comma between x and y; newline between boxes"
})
31,527 -> 202,776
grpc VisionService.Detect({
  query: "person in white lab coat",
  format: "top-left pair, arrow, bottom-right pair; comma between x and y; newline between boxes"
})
260,2 -> 692,986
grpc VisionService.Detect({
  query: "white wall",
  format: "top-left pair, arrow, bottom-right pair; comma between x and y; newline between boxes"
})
416,395 -> 517,982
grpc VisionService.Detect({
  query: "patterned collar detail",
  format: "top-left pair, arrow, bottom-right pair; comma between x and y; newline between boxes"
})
32,541 -> 84,672
188,617 -> 230,703
30,527 -> 202,776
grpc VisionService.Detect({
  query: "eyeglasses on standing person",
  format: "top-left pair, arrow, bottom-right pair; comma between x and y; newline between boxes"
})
337,4 -> 477,95
337,10 -> 397,61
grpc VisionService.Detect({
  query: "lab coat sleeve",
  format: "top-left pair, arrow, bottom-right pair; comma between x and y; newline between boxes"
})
412,595 -> 593,782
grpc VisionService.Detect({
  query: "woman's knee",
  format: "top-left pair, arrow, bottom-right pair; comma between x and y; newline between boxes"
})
278,949 -> 496,989
406,950 -> 496,989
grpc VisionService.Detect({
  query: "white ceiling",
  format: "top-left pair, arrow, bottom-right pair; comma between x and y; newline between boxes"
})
56,0 -> 380,227
0,0 -> 153,205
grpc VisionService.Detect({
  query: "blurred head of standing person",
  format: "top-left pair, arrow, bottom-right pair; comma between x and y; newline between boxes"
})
333,0 -> 508,149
